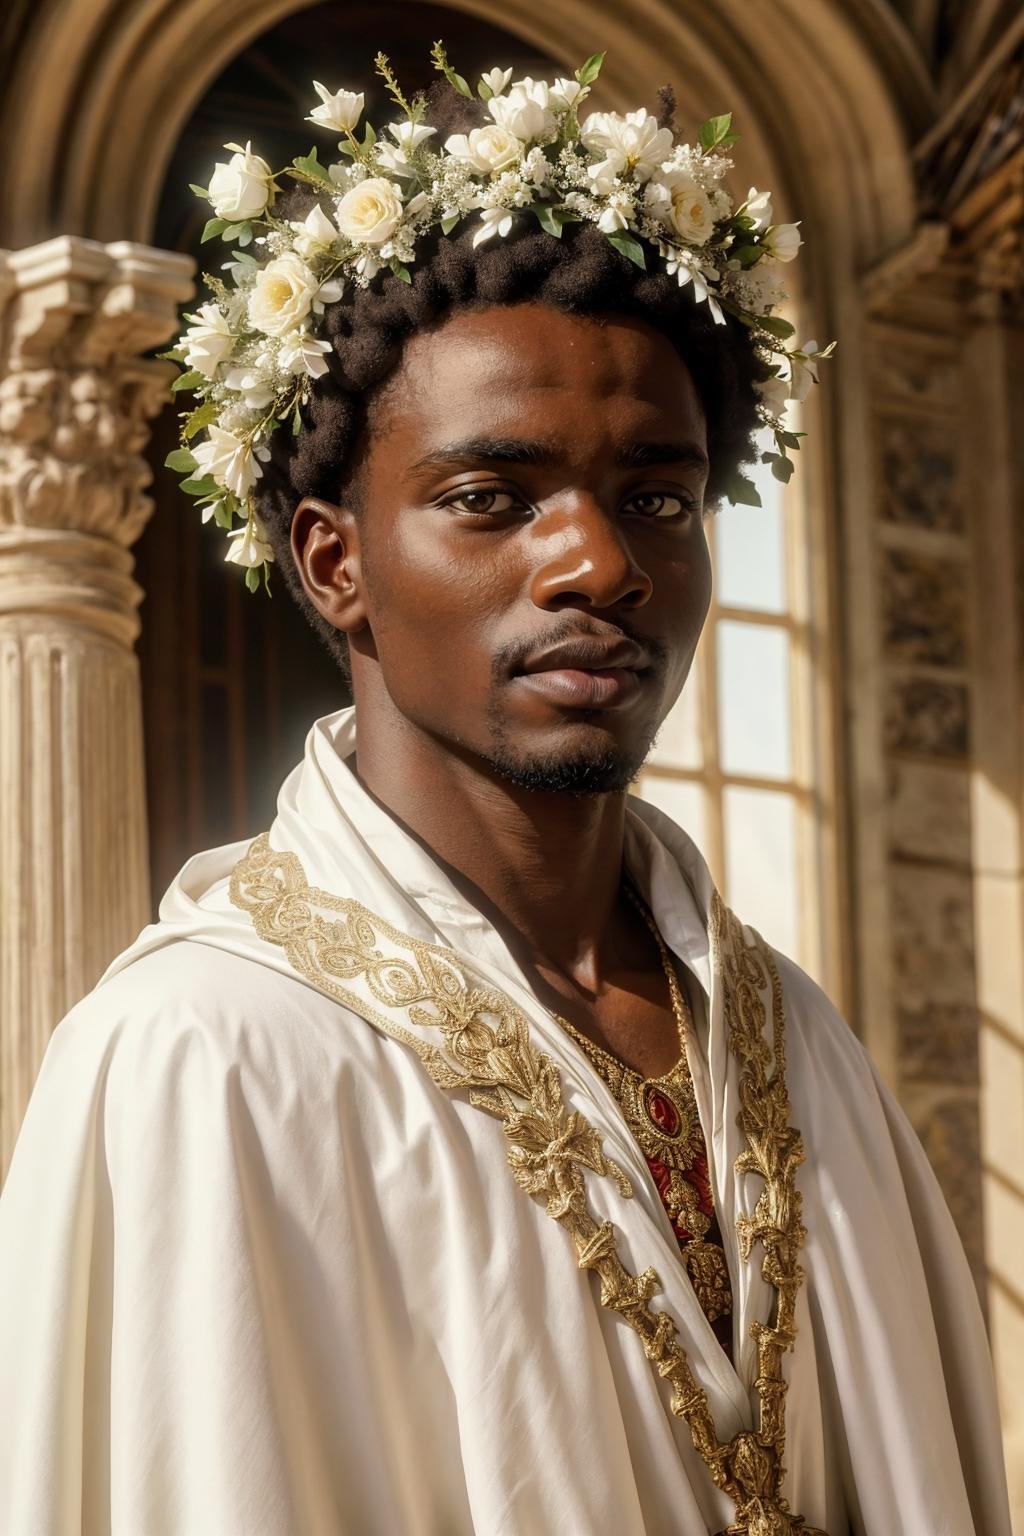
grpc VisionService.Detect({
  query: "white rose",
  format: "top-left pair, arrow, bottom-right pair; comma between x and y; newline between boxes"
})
208,142 -> 274,221
247,252 -> 319,336
336,176 -> 404,246
646,172 -> 715,245
580,109 -> 673,183
278,330 -> 333,378
225,515 -> 275,568
444,125 -> 524,175
744,187 -> 773,231
192,426 -> 263,499
765,222 -> 802,262
480,66 -> 513,98
488,79 -> 556,142
182,303 -> 234,379
309,82 -> 364,134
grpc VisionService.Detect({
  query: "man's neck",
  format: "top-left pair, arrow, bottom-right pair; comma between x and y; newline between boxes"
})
353,704 -> 628,976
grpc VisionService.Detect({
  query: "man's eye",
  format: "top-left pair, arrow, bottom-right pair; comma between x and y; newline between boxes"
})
443,489 -> 521,516
625,491 -> 696,520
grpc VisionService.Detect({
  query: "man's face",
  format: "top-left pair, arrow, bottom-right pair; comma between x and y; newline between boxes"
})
329,302 -> 712,793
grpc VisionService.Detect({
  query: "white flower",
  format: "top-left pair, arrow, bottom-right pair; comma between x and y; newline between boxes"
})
290,203 -> 341,258
279,330 -> 333,378
225,515 -> 275,568
744,187 -> 773,231
580,109 -> 673,184
646,171 -> 716,245
550,77 -> 588,111
313,277 -> 344,313
192,426 -> 263,499
473,207 -> 515,246
488,79 -> 556,142
480,66 -> 513,97
222,364 -> 276,410
247,251 -> 319,336
788,340 -> 819,402
309,82 -> 364,134
724,261 -> 786,316
336,176 -> 404,245
208,142 -> 274,221
445,125 -> 524,175
764,222 -> 802,262
754,375 -> 789,418
182,303 -> 234,379
389,120 -> 436,153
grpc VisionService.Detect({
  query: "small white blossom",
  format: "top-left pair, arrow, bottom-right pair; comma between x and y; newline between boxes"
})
278,330 -> 333,378
744,187 -> 773,231
290,203 -> 342,258
581,110 -> 673,185
389,120 -> 436,153
193,426 -> 263,499
480,65 -> 513,97
222,364 -> 277,410
182,303 -> 234,379
754,375 -> 789,418
788,340 -> 819,402
309,82 -> 364,134
473,207 -> 515,246
488,79 -> 556,142
225,515 -> 275,568
312,277 -> 344,314
764,222 -> 802,262
550,77 -> 588,111
208,143 -> 274,221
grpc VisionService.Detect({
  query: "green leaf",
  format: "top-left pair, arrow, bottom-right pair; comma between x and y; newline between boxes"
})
699,113 -> 733,151
770,455 -> 795,484
533,203 -> 566,238
291,399 -> 303,435
606,231 -> 646,269
452,71 -> 471,97
165,447 -> 198,474
171,369 -> 205,394
245,565 -> 260,592
362,121 -> 377,149
220,221 -> 251,242
731,243 -> 762,269
201,218 -> 228,243
156,346 -> 185,362
440,212 -> 460,235
757,314 -> 796,340
212,499 -> 234,529
292,146 -> 337,186
189,183 -> 210,199
728,473 -> 762,508
777,429 -> 804,450
477,79 -> 493,100
576,51 -> 606,86
182,400 -> 219,440
179,474 -> 220,497
390,261 -> 412,283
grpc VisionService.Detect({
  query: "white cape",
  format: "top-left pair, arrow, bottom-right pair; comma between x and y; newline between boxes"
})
0,708 -> 1011,1536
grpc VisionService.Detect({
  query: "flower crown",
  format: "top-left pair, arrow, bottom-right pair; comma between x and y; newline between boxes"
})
162,44 -> 833,591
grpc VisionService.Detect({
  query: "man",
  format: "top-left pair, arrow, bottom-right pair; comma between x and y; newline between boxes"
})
0,51 -> 1012,1536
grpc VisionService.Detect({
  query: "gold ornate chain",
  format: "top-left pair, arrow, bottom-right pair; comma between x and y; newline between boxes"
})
229,833 -> 827,1536
552,884 -> 733,1327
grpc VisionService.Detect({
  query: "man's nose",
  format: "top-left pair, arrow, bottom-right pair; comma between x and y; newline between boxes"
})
528,496 -> 654,612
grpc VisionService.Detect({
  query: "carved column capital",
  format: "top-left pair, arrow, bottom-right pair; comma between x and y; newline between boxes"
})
0,237 -> 194,641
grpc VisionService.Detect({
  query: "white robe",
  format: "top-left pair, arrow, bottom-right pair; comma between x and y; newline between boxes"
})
0,707 -> 1011,1536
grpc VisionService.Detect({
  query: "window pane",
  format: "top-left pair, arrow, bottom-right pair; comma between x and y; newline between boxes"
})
646,667 -> 702,770
724,787 -> 798,960
635,777 -> 708,859
714,444 -> 785,613
717,621 -> 791,780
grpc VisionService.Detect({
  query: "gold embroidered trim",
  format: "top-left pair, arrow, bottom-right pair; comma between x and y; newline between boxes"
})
229,833 -> 826,1536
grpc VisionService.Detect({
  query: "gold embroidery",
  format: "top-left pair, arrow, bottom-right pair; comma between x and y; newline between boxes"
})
229,833 -> 827,1536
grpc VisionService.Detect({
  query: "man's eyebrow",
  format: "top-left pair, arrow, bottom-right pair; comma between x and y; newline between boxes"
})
407,436 -> 709,474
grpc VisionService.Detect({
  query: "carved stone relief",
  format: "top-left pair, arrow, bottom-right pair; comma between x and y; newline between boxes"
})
878,416 -> 963,532
880,547 -> 968,668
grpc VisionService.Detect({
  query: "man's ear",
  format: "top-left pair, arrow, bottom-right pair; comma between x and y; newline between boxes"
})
290,497 -> 368,636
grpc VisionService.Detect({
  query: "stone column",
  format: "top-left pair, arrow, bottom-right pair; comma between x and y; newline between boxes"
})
0,237 -> 194,1177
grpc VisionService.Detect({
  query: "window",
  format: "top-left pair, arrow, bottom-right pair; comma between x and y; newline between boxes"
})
637,431 -> 833,985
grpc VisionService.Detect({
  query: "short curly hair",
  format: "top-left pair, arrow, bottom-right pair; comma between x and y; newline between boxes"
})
255,83 -> 764,666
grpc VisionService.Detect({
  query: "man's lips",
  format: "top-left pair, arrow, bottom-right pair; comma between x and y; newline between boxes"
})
511,636 -> 652,710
